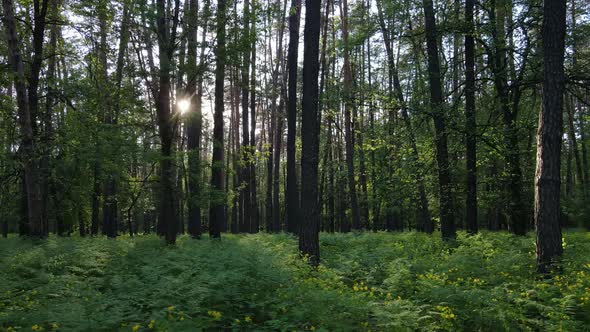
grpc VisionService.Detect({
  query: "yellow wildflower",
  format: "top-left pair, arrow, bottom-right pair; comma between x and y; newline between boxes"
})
207,310 -> 222,320
31,324 -> 43,331
167,306 -> 175,311
50,323 -> 59,329
245,316 -> 252,323
148,320 -> 155,329
132,324 -> 141,332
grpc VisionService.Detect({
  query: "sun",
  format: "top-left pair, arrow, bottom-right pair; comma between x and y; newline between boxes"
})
178,99 -> 190,114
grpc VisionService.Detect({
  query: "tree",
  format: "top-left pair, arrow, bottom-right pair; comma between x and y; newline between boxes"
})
2,0 -> 47,238
210,0 -> 228,238
155,0 -> 181,244
186,0 -> 203,238
299,0 -> 321,265
421,0 -> 455,239
340,0 -> 361,230
240,0 -> 252,233
286,0 -> 301,234
535,0 -> 566,274
464,0 -> 477,234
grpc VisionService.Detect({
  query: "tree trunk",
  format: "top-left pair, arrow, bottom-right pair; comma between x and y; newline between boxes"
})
155,0 -> 179,244
464,0 -> 477,234
340,0 -> 361,230
209,0 -> 228,238
535,0 -> 566,274
286,0 -> 301,234
186,0 -> 204,238
299,0 -> 321,266
249,9 -> 259,233
41,0 -> 59,233
240,0 -> 252,233
422,0 -> 455,239
565,96 -> 585,197
2,0 -> 46,238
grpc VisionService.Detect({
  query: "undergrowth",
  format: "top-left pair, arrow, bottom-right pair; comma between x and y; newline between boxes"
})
1,231 -> 589,331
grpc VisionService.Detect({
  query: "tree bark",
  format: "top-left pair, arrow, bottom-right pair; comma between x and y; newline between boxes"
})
422,0 -> 455,239
209,0 -> 228,238
239,0 -> 252,233
286,0 -> 301,234
464,0 -> 477,234
535,0 -> 566,274
340,0 -> 361,230
2,0 -> 46,238
249,6 -> 259,233
155,0 -> 179,244
299,0 -> 321,266
186,0 -> 204,238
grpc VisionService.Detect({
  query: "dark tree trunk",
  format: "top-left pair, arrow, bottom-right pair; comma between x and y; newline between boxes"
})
286,0 -> 301,234
249,16 -> 259,233
91,164 -> 100,235
186,0 -> 203,238
98,0 -> 118,239
273,98 -> 284,232
535,0 -> 566,274
299,0 -> 321,266
340,0 -> 361,231
565,96 -> 585,196
266,104 -> 275,232
422,0 -> 455,239
155,0 -> 179,244
464,0 -> 477,234
239,0 -> 252,233
209,0 -> 228,238
3,0 -> 46,238
41,0 -> 59,233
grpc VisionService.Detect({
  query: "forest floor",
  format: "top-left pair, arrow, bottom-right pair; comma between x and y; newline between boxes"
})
1,231 -> 589,331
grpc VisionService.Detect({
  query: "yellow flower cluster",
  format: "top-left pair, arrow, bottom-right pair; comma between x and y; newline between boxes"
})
436,305 -> 456,320
207,310 -> 222,320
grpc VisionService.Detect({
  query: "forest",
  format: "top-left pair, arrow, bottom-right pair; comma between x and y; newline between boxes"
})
1,0 -> 589,330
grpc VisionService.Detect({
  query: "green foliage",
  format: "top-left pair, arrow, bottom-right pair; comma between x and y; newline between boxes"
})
1,231 -> 590,331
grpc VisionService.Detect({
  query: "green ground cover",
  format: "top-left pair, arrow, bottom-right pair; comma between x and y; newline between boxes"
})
1,231 -> 589,331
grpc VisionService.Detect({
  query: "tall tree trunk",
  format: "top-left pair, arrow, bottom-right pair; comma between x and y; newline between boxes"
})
240,0 -> 252,233
2,0 -> 46,238
186,0 -> 204,238
299,0 -> 321,266
209,0 -> 228,238
340,0 -> 361,230
565,96 -> 585,197
286,0 -> 301,234
41,0 -> 59,233
535,0 -> 566,274
464,0 -> 477,234
266,103 -> 274,231
273,97 -> 284,232
422,0 -> 455,239
249,6 -> 259,233
155,0 -> 179,244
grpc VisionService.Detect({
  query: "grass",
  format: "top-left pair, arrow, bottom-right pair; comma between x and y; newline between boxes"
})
1,231 -> 589,331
